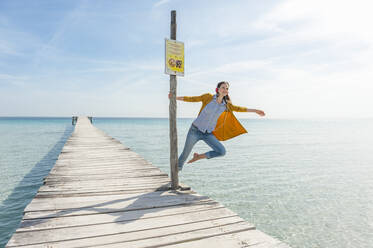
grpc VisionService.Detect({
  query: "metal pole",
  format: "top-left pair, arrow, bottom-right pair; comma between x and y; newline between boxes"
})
169,10 -> 179,190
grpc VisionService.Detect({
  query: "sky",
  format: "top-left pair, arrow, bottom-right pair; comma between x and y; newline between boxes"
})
1,0 -> 372,119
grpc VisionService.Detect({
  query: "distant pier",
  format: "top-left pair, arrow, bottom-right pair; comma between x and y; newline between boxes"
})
6,116 -> 291,248
72,116 -> 92,125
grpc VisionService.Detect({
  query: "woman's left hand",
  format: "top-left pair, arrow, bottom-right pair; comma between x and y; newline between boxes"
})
256,110 -> 265,116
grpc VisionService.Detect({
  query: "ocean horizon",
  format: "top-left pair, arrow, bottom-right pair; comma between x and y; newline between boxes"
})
1,117 -> 372,248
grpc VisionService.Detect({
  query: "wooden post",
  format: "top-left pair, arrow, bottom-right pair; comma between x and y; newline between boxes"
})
169,10 -> 179,190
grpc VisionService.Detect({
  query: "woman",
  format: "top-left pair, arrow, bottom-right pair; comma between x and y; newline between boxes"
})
169,81 -> 265,172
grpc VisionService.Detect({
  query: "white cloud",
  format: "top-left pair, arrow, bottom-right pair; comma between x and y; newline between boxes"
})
154,0 -> 171,8
0,40 -> 19,55
191,0 -> 373,119
0,73 -> 28,80
254,0 -> 373,41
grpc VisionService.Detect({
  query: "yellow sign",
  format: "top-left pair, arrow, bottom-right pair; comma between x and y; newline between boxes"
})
165,38 -> 184,76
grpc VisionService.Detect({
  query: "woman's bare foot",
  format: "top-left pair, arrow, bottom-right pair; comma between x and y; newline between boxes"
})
187,153 -> 206,164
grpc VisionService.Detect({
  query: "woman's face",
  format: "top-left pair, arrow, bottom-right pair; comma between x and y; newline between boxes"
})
218,83 -> 229,96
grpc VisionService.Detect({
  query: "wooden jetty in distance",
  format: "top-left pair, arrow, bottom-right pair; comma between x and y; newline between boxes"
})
6,117 -> 291,248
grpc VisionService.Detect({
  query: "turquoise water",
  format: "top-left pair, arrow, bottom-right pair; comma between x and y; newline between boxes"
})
1,117 -> 373,248
0,118 -> 73,247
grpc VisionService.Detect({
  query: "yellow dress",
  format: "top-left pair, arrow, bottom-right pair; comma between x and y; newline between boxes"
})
183,93 -> 248,141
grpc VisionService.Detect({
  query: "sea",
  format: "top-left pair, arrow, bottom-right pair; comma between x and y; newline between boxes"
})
0,117 -> 372,248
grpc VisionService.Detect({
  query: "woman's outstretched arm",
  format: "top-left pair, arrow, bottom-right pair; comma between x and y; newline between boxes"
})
246,108 -> 265,116
168,93 -> 206,102
228,103 -> 265,116
168,93 -> 184,101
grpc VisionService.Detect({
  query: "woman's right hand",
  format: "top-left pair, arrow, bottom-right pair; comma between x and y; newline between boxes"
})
169,92 -> 183,101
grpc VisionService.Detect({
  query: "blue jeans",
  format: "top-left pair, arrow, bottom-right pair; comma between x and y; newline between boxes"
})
178,124 -> 226,170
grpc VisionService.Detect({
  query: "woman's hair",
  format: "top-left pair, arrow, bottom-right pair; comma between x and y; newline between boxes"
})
216,81 -> 230,104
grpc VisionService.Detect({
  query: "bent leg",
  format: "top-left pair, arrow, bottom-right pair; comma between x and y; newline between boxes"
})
203,133 -> 226,159
178,126 -> 200,169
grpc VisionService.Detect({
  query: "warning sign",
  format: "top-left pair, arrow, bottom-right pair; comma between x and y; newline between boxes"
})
165,38 -> 184,76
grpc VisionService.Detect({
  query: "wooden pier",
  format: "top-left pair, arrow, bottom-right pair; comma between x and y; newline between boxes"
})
6,117 -> 291,248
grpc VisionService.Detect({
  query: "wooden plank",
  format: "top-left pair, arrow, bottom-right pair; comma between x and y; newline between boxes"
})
7,216 -> 252,247
33,187 -> 183,198
37,185 -> 173,194
49,167 -> 162,173
24,191 -> 210,212
42,176 -> 170,184
43,178 -> 170,186
44,173 -> 169,181
23,200 -> 218,220
47,169 -> 163,176
11,209 -> 243,245
138,229 -> 290,248
18,204 -> 226,232
52,160 -> 156,167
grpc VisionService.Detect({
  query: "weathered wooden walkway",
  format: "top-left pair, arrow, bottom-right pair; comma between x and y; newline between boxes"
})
7,117 -> 290,248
